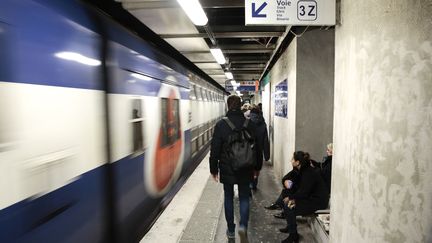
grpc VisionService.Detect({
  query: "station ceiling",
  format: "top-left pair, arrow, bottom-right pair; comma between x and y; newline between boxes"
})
116,0 -> 289,90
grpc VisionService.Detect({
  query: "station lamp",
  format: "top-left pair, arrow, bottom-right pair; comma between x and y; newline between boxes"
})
225,72 -> 233,80
176,0 -> 208,26
210,48 -> 226,64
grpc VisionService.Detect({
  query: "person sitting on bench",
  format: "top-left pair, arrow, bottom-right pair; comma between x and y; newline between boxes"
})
280,151 -> 329,243
264,168 -> 300,220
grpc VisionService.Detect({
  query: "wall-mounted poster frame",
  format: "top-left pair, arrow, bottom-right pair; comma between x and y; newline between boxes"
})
275,79 -> 288,118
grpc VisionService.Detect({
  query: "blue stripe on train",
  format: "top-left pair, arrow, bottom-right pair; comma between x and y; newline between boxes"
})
0,165 -> 109,243
111,129 -> 192,242
0,0 -> 104,91
0,129 -> 195,243
0,0 -> 191,96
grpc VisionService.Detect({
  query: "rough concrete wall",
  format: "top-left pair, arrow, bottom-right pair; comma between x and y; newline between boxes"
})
262,84 -> 271,126
331,1 -> 432,242
270,39 -> 297,179
296,29 -> 335,161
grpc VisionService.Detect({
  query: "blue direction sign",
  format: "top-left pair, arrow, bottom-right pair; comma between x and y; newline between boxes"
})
252,2 -> 267,18
245,0 -> 335,26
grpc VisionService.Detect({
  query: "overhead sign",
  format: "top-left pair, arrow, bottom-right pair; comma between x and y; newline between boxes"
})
239,81 -> 259,92
245,0 -> 335,26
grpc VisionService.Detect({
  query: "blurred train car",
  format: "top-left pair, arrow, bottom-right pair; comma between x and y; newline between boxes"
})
0,0 -> 226,242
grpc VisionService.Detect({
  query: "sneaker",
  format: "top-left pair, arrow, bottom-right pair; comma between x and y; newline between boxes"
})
238,226 -> 249,243
279,226 -> 289,233
274,212 -> 285,219
226,229 -> 235,239
264,203 -> 280,210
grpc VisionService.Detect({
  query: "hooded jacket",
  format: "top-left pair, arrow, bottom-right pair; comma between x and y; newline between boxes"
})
249,111 -> 270,170
288,164 -> 329,215
209,109 -> 257,184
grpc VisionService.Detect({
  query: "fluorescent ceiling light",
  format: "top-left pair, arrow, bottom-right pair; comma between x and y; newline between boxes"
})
177,0 -> 208,26
55,52 -> 101,66
225,72 -> 234,80
210,48 -> 226,64
131,73 -> 152,81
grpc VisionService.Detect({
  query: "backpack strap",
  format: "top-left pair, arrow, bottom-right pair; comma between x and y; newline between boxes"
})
242,118 -> 252,139
222,117 -> 236,130
243,118 -> 250,128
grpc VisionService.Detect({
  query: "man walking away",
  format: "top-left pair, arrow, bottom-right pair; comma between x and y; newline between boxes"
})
249,106 -> 270,191
209,95 -> 257,243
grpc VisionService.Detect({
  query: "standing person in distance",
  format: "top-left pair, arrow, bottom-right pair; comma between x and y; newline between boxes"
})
249,106 -> 270,191
321,143 -> 333,194
209,95 -> 258,243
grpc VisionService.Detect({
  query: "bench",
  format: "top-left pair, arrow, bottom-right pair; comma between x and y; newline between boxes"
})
303,210 -> 330,243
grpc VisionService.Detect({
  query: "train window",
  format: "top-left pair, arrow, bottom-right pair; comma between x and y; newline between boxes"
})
189,85 -> 197,100
131,99 -> 144,153
172,99 -> 181,141
191,127 -> 198,155
161,98 -> 181,147
161,98 -> 169,146
196,86 -> 202,100
203,89 -> 208,101
202,89 -> 207,101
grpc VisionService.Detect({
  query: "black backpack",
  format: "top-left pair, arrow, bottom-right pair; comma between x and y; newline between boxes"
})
221,117 -> 256,171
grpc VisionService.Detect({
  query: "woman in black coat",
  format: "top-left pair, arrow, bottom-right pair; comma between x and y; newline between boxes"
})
249,107 -> 270,190
280,151 -> 329,243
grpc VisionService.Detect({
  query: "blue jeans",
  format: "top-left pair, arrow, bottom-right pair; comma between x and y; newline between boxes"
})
283,204 -> 297,233
250,177 -> 258,190
275,190 -> 284,208
223,183 -> 250,232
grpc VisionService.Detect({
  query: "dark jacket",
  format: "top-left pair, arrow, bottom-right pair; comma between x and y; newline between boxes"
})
209,110 -> 257,184
321,156 -> 332,193
287,165 -> 329,215
281,169 -> 300,196
249,112 -> 270,170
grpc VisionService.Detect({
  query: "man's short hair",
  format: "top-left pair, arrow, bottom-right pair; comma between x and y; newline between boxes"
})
227,95 -> 241,110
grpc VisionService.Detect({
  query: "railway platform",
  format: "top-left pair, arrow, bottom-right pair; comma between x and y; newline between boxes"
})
142,153 -> 327,243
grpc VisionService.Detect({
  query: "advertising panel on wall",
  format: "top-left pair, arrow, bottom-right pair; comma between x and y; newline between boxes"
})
275,79 -> 288,118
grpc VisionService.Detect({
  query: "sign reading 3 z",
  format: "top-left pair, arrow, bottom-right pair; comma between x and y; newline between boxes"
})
245,0 -> 335,26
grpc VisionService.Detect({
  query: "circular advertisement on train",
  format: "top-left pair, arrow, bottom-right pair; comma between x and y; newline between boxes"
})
144,84 -> 184,196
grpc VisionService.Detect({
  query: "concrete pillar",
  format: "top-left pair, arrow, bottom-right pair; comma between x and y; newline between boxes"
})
296,29 -> 335,160
270,39 -> 297,177
331,0 -> 432,242
267,28 -> 335,178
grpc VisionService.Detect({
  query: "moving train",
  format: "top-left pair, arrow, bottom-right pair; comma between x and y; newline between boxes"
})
0,0 -> 226,242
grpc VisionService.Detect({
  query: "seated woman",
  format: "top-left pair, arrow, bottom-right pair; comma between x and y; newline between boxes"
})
280,151 -> 329,243
264,168 -> 300,217
265,152 -> 316,215
321,143 -> 333,194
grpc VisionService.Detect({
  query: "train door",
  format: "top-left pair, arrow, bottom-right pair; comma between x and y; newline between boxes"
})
145,83 -> 184,196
